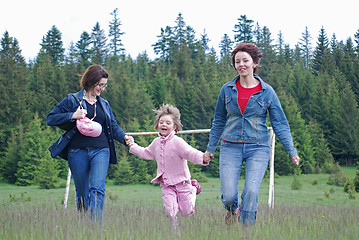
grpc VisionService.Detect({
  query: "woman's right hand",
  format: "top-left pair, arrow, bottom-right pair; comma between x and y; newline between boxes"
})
71,106 -> 87,120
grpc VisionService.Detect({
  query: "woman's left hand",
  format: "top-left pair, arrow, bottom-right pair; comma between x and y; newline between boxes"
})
292,156 -> 300,165
124,135 -> 134,147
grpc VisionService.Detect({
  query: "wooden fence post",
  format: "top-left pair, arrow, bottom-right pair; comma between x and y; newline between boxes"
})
64,168 -> 71,209
268,127 -> 276,209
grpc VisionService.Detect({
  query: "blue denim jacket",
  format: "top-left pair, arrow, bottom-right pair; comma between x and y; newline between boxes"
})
46,89 -> 127,164
207,75 -> 298,157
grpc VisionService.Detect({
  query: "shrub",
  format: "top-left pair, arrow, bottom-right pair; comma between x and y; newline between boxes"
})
348,184 -> 356,199
291,175 -> 303,190
343,179 -> 351,193
191,172 -> 208,182
312,179 -> 318,185
9,192 -> 32,202
327,163 -> 347,187
354,168 -> 359,192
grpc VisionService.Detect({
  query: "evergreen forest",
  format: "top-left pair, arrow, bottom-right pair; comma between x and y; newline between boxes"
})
1,10 -> 359,188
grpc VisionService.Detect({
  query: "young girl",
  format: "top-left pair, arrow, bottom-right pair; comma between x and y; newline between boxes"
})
125,104 -> 211,228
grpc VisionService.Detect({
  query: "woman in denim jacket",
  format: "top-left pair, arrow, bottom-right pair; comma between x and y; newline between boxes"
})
47,65 -> 130,221
205,43 -> 300,226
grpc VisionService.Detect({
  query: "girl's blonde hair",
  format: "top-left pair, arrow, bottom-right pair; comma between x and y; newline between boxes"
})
154,104 -> 183,132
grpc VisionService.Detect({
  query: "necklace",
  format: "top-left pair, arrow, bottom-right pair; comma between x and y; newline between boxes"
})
83,90 -> 97,104
90,102 -> 97,120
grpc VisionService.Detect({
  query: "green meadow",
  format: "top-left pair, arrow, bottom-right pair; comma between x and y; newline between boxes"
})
1,167 -> 358,239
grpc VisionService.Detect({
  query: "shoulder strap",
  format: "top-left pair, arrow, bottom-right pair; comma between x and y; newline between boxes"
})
71,93 -> 84,109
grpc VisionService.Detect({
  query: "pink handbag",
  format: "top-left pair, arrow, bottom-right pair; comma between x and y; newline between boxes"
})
76,117 -> 102,137
76,100 -> 102,137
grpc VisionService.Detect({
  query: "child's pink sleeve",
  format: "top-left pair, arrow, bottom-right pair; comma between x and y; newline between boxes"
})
175,137 -> 208,166
129,140 -> 156,160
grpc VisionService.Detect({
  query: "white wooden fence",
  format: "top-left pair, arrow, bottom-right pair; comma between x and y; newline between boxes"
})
63,128 -> 276,209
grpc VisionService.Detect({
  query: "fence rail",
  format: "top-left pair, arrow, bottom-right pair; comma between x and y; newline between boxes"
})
64,128 -> 276,209
126,129 -> 211,136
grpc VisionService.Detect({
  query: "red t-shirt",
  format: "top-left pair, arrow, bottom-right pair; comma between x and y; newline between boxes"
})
236,80 -> 262,114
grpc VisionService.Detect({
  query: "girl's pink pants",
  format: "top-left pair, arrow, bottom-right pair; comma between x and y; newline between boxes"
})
161,180 -> 197,223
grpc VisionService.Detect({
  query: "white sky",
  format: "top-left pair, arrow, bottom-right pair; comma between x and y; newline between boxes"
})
1,0 -> 358,61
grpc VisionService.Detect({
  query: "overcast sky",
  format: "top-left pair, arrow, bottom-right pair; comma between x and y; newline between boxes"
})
1,0 -> 358,61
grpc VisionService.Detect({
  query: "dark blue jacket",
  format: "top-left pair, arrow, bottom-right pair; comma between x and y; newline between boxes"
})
46,89 -> 127,164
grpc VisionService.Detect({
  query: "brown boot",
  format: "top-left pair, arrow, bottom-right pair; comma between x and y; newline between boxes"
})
225,205 -> 240,224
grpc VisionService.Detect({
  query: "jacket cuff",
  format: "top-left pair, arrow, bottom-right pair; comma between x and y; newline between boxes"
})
288,148 -> 298,158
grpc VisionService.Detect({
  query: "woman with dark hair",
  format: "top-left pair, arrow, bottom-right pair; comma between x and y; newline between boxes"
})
47,64 -> 130,221
205,43 -> 300,226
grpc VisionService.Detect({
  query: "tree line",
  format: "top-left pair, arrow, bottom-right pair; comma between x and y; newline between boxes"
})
1,9 -> 359,188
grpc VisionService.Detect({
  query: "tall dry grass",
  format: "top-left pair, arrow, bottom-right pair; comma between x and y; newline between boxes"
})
1,201 -> 358,240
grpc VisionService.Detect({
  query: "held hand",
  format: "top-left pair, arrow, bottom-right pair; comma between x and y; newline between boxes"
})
124,135 -> 135,147
205,151 -> 214,160
203,151 -> 214,164
292,156 -> 300,165
71,106 -> 87,120
203,154 -> 210,164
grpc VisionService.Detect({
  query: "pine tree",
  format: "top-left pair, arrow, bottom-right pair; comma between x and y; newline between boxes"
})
309,124 -> 334,173
150,68 -> 167,107
331,73 -> 359,165
233,15 -> 254,43
64,44 -> 84,93
172,43 -> 194,83
173,13 -> 186,46
276,31 -> 285,64
256,26 -> 275,80
0,31 -> 30,154
29,52 -> 67,120
312,27 -> 335,75
113,156 -> 134,185
299,26 -> 312,68
354,29 -> 359,54
40,25 -> 65,64
76,31 -> 92,67
0,127 -> 23,183
152,26 -> 173,64
342,38 -> 359,103
91,22 -> 108,65
108,8 -> 125,57
200,29 -> 210,53
16,113 -> 51,186
219,34 -> 233,66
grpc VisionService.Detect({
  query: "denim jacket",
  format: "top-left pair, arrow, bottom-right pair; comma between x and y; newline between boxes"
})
46,89 -> 127,164
206,75 -> 298,158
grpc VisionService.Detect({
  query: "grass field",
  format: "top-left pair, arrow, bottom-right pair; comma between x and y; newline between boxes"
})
1,167 -> 358,239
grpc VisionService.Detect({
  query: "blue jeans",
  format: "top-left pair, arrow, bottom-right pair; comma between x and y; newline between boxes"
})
219,141 -> 270,225
68,148 -> 110,221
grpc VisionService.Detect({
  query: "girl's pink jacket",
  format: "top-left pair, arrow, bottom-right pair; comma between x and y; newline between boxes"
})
129,131 -> 208,186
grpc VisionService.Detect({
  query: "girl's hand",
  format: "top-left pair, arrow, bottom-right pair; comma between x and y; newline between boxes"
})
125,135 -> 134,147
71,106 -> 87,120
203,151 -> 214,164
292,156 -> 300,165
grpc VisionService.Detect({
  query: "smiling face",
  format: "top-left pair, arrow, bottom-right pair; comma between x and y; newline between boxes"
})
89,77 -> 107,97
158,114 -> 176,137
234,51 -> 257,77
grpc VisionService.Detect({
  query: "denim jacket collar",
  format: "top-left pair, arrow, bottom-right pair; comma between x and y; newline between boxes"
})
228,74 -> 268,92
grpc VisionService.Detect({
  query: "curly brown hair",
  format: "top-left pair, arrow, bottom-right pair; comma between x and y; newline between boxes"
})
153,104 -> 183,132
